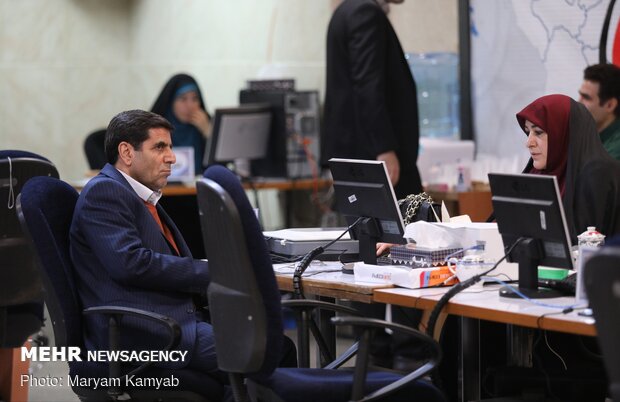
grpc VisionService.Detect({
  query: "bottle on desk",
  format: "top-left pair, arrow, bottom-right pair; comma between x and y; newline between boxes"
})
575,226 -> 605,303
454,164 -> 471,192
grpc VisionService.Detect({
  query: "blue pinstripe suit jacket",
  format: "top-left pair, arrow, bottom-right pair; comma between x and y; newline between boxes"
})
70,164 -> 210,369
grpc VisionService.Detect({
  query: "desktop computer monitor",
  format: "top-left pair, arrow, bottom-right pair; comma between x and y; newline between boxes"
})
329,158 -> 406,264
204,104 -> 272,175
489,173 -> 573,298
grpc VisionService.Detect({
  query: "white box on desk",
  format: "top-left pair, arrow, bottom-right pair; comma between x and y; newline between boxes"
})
353,263 -> 457,289
434,222 -> 519,282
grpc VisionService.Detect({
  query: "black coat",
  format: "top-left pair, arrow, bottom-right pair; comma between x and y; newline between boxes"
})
322,0 -> 422,198
151,73 -> 208,118
151,73 -> 210,172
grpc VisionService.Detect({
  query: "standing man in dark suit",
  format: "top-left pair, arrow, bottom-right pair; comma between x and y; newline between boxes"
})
70,110 -> 295,382
323,0 -> 425,371
323,0 -> 422,199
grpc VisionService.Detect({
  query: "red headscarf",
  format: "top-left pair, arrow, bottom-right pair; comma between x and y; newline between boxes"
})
514,94 -> 620,241
516,94 -> 571,194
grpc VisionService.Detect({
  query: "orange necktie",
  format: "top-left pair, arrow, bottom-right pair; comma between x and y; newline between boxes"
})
144,201 -> 180,256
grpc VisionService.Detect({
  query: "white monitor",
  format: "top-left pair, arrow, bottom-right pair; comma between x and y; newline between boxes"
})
169,146 -> 195,183
204,104 -> 272,170
417,138 -> 475,185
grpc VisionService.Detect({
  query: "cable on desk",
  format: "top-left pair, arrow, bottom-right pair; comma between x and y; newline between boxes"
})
425,239 -> 525,396
270,252 -> 303,264
425,237 -> 525,338
292,217 -> 362,299
302,269 -> 343,277
482,277 -> 580,310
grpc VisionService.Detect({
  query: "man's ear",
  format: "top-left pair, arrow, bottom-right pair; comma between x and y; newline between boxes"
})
117,142 -> 133,166
604,97 -> 618,114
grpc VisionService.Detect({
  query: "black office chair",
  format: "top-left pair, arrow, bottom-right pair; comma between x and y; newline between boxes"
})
83,129 -> 107,170
17,176 -> 226,401
584,246 -> 620,402
197,165 -> 445,402
0,150 -> 58,347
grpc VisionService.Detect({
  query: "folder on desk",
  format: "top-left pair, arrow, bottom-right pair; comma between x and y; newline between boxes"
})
263,228 -> 359,259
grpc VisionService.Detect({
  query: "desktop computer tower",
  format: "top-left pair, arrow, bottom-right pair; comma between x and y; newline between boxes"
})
239,89 -> 320,178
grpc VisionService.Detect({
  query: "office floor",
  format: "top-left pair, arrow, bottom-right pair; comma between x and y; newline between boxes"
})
27,325 -> 79,402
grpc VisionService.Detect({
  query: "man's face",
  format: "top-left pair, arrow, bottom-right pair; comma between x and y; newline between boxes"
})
127,128 -> 176,191
578,80 -> 611,129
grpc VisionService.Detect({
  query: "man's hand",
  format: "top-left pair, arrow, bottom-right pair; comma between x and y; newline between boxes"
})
376,242 -> 394,256
190,109 -> 211,137
377,151 -> 400,186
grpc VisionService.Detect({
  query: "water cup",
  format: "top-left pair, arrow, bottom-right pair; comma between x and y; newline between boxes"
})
448,255 -> 495,286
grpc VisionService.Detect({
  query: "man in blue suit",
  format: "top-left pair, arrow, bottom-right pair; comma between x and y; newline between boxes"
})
72,110 -> 296,379
70,110 -> 228,380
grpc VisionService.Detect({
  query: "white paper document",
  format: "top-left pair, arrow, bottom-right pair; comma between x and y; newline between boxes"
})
264,228 -> 351,242
273,261 -> 343,275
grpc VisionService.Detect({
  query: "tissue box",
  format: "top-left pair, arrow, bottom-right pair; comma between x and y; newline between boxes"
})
353,263 -> 457,289
434,222 -> 519,281
390,244 -> 464,267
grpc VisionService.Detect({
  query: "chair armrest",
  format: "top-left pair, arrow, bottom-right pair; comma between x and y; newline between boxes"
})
83,306 -> 181,344
331,316 -> 442,402
281,299 -> 362,316
282,299 -> 363,368
82,306 -> 181,390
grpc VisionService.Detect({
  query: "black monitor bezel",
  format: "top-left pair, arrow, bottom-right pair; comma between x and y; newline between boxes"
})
329,158 -> 406,264
489,172 -> 574,298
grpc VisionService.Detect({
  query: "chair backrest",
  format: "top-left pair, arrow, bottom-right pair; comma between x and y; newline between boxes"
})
0,150 -> 58,240
83,129 -> 107,170
16,176 -> 84,349
0,150 -> 58,308
197,165 -> 283,378
584,246 -> 620,402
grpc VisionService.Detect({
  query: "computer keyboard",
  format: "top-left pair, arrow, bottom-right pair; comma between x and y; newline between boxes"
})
539,272 -> 577,295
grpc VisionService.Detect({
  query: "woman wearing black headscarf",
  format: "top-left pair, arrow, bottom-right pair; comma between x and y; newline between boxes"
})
152,73 -> 211,173
516,94 -> 620,242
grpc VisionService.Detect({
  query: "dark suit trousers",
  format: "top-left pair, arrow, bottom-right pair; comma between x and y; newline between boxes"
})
186,321 -> 298,385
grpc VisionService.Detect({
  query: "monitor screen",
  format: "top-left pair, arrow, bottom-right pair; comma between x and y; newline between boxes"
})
329,158 -> 406,264
169,146 -> 195,183
204,104 -> 272,169
489,173 -> 573,298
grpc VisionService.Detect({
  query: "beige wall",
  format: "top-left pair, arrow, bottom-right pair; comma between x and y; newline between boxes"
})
0,0 -> 458,180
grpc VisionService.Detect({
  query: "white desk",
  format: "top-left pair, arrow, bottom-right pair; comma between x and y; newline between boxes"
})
374,285 -> 595,336
275,266 -> 391,304
374,284 -> 596,401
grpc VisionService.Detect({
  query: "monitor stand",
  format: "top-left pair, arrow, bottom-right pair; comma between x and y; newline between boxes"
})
357,217 -> 381,265
234,158 -> 251,178
500,238 -> 563,299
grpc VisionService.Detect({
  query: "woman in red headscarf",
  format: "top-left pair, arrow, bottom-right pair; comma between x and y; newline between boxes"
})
516,94 -> 620,242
